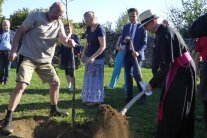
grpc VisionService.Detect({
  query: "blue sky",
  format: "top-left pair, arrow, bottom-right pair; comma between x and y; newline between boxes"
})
2,0 -> 181,27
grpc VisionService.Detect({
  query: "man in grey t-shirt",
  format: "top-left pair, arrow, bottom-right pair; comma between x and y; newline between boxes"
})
1,2 -> 76,135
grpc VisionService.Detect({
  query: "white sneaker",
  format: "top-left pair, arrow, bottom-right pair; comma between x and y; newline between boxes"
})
145,91 -> 152,96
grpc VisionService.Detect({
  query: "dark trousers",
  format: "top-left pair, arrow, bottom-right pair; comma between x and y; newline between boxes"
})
199,61 -> 207,102
0,51 -> 11,83
124,55 -> 143,99
152,63 -> 159,76
65,68 -> 74,78
199,61 -> 207,127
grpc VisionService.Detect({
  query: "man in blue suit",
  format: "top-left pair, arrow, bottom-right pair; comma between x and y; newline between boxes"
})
120,8 -> 147,103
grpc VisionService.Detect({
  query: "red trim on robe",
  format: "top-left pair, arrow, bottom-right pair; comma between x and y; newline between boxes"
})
158,52 -> 192,121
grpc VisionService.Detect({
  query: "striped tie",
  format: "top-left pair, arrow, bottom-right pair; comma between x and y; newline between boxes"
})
129,24 -> 134,37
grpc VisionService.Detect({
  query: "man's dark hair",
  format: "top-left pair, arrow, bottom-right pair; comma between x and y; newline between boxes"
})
127,8 -> 138,15
84,11 -> 95,18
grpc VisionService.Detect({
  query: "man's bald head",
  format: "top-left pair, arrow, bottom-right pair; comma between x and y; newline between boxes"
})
50,2 -> 65,11
48,2 -> 65,21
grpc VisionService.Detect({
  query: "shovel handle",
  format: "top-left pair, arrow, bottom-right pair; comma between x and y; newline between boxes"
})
121,90 -> 146,115
128,38 -> 143,80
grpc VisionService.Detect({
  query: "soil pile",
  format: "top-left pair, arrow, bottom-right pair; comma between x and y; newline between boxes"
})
63,104 -> 129,138
91,104 -> 129,138
0,104 -> 129,138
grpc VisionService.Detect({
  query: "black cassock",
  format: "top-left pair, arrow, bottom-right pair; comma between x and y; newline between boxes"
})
149,25 -> 196,138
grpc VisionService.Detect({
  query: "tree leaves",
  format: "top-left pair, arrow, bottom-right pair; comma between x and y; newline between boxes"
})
166,0 -> 207,38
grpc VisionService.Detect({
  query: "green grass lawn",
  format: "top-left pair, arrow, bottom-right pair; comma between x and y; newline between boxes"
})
0,67 -> 206,138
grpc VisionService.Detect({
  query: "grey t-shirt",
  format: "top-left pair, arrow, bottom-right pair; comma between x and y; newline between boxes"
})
19,12 -> 63,63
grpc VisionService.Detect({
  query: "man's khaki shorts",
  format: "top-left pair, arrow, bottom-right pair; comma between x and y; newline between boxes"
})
17,57 -> 59,85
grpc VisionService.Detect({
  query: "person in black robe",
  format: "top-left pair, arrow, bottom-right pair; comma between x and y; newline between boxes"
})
139,10 -> 196,138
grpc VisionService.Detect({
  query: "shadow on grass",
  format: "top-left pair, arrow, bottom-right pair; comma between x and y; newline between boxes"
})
0,99 -> 76,112
0,86 -> 137,119
0,98 -> 103,115
0,115 -> 49,123
0,88 -> 83,95
0,88 -> 14,94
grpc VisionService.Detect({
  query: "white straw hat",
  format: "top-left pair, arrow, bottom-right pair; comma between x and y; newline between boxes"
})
139,10 -> 159,26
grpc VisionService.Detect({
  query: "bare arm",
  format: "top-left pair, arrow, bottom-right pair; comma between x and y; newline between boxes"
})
92,36 -> 106,58
88,36 -> 106,64
58,29 -> 69,47
11,26 -> 27,53
81,45 -> 88,62
58,33 -> 70,47
58,22 -> 75,48
9,26 -> 28,61
81,45 -> 88,56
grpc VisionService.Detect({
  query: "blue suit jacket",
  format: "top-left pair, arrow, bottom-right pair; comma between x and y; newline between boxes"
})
120,23 -> 147,60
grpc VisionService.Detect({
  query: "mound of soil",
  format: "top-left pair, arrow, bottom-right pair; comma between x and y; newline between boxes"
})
0,104 -> 129,138
91,104 -> 129,138
62,104 -> 129,138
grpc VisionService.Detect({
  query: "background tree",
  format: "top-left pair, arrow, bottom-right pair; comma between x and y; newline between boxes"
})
103,21 -> 114,32
115,10 -> 128,34
166,0 -> 207,38
9,8 -> 47,30
60,0 -> 86,46
31,8 -> 47,13
73,22 -> 86,46
61,0 -> 74,23
0,0 -> 5,25
0,0 -> 4,17
9,8 -> 30,29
